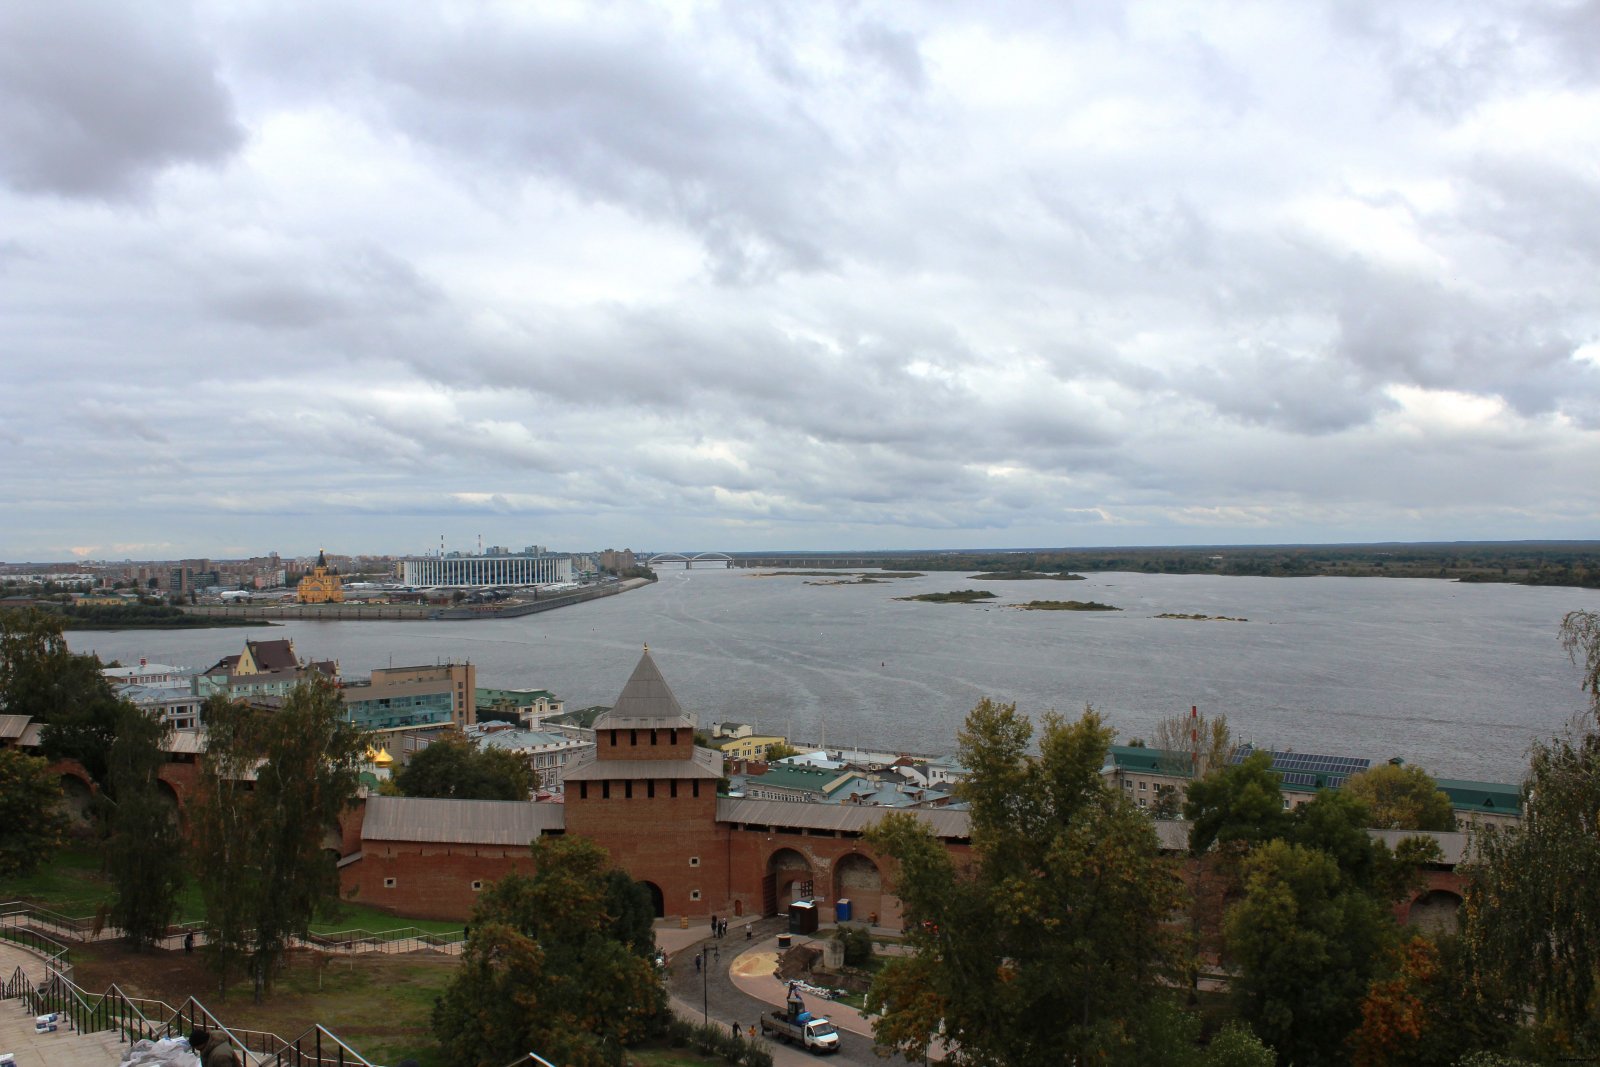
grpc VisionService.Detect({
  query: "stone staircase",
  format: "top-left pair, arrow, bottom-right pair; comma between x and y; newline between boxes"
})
0,995 -> 130,1066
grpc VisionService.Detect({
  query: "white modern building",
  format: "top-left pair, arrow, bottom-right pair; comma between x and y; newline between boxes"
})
400,553 -> 573,587
103,661 -> 192,690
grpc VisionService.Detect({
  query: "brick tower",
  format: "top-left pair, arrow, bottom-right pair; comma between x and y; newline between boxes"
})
563,646 -> 727,918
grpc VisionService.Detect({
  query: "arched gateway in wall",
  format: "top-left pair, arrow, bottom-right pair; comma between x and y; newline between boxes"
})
832,853 -> 883,924
764,848 -> 813,916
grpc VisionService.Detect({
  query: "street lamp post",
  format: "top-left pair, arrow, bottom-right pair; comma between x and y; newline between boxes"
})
701,947 -> 709,1024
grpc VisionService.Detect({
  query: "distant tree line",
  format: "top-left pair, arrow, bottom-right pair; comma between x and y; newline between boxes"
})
38,602 -> 264,629
743,543 -> 1600,588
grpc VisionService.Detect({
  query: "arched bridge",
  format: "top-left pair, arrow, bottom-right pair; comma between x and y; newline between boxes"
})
641,551 -> 734,569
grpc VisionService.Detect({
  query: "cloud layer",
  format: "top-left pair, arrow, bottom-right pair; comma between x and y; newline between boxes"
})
2,1 -> 1597,559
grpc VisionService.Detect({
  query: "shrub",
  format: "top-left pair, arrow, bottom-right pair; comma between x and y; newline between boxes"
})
836,925 -> 872,967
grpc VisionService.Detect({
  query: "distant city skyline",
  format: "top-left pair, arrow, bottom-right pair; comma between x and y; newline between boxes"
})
2,2 -> 1597,561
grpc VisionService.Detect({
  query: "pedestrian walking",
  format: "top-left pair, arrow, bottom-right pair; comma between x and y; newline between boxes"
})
732,1021 -> 740,1038
713,943 -> 720,962
745,924 -> 752,940
694,952 -> 702,974
748,1024 -> 757,1040
183,931 -> 194,954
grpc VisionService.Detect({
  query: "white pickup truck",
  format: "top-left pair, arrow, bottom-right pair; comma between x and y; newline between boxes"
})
760,1004 -> 841,1055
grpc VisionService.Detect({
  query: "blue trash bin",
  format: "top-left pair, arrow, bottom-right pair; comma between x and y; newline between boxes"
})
835,898 -> 852,922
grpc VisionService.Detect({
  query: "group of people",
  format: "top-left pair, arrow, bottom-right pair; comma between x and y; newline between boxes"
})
710,914 -> 731,937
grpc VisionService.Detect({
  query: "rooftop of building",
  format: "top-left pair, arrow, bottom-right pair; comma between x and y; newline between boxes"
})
476,686 -> 560,701
361,795 -> 565,845
468,725 -> 587,750
563,745 -> 725,781
592,647 -> 696,732
745,763 -> 854,796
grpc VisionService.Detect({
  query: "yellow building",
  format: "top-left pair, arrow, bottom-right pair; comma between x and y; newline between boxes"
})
297,549 -> 345,604
713,734 -> 791,761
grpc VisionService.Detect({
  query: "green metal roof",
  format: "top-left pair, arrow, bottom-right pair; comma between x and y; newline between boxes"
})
1106,745 -> 1193,776
1435,777 -> 1522,815
749,763 -> 849,795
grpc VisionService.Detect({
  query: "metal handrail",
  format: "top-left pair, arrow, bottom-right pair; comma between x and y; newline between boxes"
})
501,1054 -> 559,1067
257,1022 -> 381,1066
0,901 -> 448,1065
0,912 -> 74,979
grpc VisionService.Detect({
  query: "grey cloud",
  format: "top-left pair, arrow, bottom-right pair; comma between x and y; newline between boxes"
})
0,1 -> 243,198
200,246 -> 441,330
1386,23 -> 1515,120
1180,347 -> 1391,435
849,21 -> 928,90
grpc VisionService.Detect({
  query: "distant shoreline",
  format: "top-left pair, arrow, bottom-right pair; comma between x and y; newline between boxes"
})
728,543 -> 1600,589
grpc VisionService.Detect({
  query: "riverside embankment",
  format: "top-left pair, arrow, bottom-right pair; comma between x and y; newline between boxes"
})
179,577 -> 654,623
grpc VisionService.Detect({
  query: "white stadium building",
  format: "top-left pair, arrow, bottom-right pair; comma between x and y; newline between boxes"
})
401,553 -> 573,587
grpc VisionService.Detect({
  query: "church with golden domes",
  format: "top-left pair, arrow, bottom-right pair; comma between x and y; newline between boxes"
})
296,549 -> 345,604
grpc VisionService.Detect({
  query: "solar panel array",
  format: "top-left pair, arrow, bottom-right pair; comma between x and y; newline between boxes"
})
1228,745 -> 1371,787
1266,751 -> 1370,775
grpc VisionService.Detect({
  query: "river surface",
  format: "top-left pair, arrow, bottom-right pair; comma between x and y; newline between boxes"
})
68,568 -> 1598,782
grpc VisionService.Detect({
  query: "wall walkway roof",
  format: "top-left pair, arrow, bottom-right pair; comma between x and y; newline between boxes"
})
361,795 -> 565,845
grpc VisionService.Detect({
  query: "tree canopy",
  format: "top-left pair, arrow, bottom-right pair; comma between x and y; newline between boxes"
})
0,747 -> 67,878
1184,749 -> 1290,855
1225,840 -> 1395,1067
1342,763 -> 1455,831
1460,610 -> 1600,1055
432,835 -> 665,1067
104,699 -> 182,950
866,699 -> 1186,1065
189,680 -> 368,997
0,608 -> 122,784
392,732 -> 534,801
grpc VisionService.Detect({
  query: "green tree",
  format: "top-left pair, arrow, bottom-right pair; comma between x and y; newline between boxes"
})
866,699 -> 1187,1065
0,608 -> 121,784
433,836 -> 665,1066
1185,749 -> 1290,855
190,681 -> 367,998
1342,763 -> 1456,831
104,700 -> 182,950
762,741 -> 798,761
1461,611 -> 1600,1054
1224,840 -> 1395,1067
0,747 -> 68,877
1349,935 -> 1518,1067
392,732 -> 533,801
1204,1023 -> 1276,1067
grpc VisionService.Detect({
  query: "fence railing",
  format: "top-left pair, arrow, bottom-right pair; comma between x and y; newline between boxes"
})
0,908 -> 391,1067
0,909 -> 74,981
501,1054 -> 559,1067
2,901 -> 465,957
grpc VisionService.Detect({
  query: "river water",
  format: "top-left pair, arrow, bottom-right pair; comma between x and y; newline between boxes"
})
68,568 -> 1598,782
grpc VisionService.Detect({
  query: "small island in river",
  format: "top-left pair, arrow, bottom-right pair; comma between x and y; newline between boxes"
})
971,571 -> 1087,581
897,589 -> 997,604
1016,600 -> 1120,611
1155,612 -> 1248,622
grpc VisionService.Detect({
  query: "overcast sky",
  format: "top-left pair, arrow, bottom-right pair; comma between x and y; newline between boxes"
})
3,1 -> 1598,561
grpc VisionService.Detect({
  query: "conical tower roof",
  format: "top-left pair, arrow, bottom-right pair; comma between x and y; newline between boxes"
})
595,646 -> 696,731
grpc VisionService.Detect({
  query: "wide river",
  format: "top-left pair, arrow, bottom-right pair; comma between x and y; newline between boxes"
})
69,568 -> 1598,782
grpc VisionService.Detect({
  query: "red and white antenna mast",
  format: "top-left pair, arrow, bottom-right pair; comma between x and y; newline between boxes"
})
1190,705 -> 1201,774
